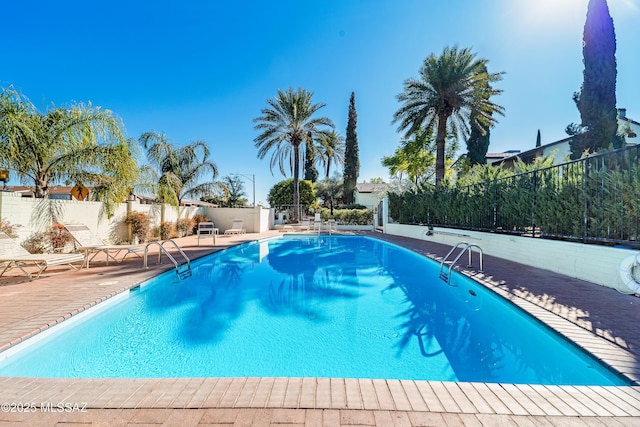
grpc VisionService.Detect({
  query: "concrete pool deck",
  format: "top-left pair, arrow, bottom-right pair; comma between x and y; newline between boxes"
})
0,231 -> 638,426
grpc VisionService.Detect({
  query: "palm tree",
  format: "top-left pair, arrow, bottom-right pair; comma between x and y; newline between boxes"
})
0,87 -> 136,216
393,46 -> 504,185
254,87 -> 334,221
138,131 -> 225,207
221,175 -> 247,207
317,130 -> 345,179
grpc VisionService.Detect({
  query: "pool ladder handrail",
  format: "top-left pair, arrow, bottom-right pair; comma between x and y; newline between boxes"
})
143,239 -> 192,279
315,219 -> 338,235
439,241 -> 484,284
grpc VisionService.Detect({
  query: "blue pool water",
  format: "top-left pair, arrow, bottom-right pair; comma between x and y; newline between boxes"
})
0,235 -> 628,385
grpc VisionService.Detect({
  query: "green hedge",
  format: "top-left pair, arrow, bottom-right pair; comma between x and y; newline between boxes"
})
388,145 -> 640,246
318,208 -> 373,225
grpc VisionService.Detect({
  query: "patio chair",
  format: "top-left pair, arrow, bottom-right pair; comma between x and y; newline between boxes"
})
63,223 -> 145,268
224,219 -> 246,235
0,232 -> 84,280
197,221 -> 218,245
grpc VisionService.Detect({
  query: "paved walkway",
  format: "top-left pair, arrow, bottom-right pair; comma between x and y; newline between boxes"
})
0,231 -> 639,426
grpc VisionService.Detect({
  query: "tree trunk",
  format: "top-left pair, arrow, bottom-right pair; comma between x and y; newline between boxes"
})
292,142 -> 300,222
435,113 -> 448,185
34,175 -> 48,198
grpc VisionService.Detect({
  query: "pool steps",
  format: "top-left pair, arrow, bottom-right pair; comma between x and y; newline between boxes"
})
143,239 -> 192,279
439,241 -> 484,284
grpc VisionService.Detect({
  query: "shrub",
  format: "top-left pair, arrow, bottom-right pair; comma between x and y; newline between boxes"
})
21,233 -> 49,254
154,221 -> 174,240
341,203 -> 368,210
0,218 -> 19,238
48,222 -> 74,252
319,207 -> 373,225
191,214 -> 211,234
125,211 -> 151,243
176,218 -> 193,237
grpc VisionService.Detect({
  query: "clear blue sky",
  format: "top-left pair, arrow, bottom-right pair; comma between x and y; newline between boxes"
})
3,0 -> 639,205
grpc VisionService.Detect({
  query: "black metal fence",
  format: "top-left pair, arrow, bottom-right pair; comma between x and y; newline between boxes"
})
388,145 -> 640,247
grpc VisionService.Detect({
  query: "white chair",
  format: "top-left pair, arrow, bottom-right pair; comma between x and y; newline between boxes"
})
197,222 -> 217,245
224,219 -> 246,235
0,232 -> 84,280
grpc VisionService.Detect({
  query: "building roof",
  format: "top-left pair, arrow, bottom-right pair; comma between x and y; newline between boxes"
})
4,185 -> 89,198
488,109 -> 638,166
355,183 -> 390,193
485,150 -> 520,163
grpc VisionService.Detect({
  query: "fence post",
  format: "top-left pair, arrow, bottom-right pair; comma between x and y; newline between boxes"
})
493,184 -> 497,230
531,170 -> 537,236
583,160 -> 589,243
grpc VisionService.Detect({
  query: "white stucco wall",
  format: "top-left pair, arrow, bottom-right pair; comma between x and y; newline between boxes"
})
199,206 -> 270,234
355,192 -> 385,210
385,223 -> 638,292
0,192 -> 271,243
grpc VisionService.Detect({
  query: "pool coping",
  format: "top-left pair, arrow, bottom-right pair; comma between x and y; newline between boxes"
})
1,231 -> 640,423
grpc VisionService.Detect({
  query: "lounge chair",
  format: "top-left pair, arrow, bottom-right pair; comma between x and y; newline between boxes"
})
0,232 -> 84,280
224,219 -> 246,235
63,223 -> 145,268
197,221 -> 218,245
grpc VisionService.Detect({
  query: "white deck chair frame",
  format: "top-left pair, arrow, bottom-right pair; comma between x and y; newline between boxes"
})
224,219 -> 246,235
63,224 -> 145,268
0,232 -> 84,280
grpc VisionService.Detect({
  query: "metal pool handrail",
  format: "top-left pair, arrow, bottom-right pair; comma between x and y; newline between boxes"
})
439,241 -> 484,284
144,239 -> 191,279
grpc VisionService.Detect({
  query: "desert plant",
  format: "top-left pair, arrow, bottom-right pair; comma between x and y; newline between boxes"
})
154,221 -> 174,240
125,211 -> 151,243
21,233 -> 49,254
48,222 -> 74,252
191,214 -> 211,234
176,218 -> 193,237
0,218 -> 19,238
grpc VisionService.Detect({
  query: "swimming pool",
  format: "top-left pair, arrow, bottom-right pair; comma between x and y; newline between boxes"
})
0,235 -> 628,385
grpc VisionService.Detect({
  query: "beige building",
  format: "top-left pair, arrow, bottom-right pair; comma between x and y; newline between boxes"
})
354,183 -> 390,210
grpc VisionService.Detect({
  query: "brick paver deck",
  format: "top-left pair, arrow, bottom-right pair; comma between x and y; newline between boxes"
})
0,231 -> 638,426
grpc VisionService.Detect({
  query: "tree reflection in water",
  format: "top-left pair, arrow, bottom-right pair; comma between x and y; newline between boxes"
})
384,248 -> 508,382
380,243 -> 583,383
266,237 -> 358,318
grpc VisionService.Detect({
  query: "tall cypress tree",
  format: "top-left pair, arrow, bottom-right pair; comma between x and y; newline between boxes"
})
466,121 -> 490,165
568,0 -> 621,159
304,139 -> 319,182
464,64 -> 494,166
343,92 -> 360,204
